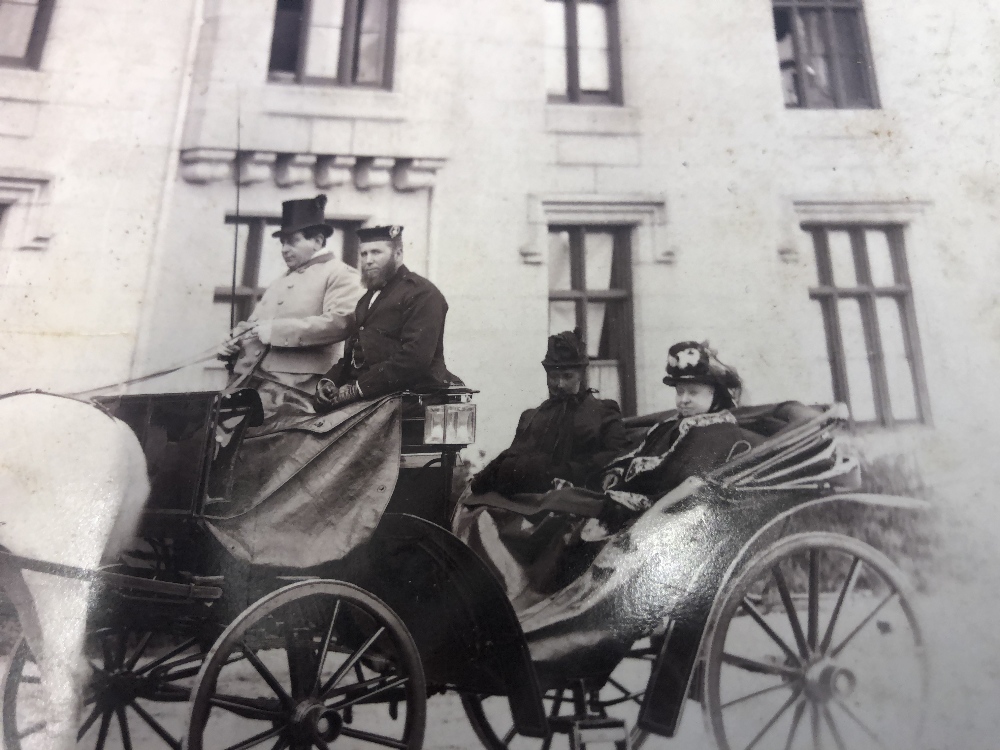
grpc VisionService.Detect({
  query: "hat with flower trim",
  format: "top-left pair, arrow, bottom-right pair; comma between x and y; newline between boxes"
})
662,340 -> 741,389
542,329 -> 589,370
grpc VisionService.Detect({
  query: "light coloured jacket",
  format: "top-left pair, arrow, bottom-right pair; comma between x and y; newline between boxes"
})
238,253 -> 365,375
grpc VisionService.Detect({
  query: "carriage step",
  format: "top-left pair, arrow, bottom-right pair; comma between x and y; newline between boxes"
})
549,716 -> 631,750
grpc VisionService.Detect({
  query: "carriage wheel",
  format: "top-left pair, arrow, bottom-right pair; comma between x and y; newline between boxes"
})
186,579 -> 425,750
703,533 -> 927,750
461,638 -> 658,750
2,628 -> 204,750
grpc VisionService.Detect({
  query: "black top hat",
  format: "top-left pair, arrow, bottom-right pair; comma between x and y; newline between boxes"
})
662,341 -> 741,390
357,225 -> 403,243
272,194 -> 334,238
542,329 -> 589,370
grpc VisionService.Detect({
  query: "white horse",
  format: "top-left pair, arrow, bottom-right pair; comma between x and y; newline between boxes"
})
0,392 -> 149,750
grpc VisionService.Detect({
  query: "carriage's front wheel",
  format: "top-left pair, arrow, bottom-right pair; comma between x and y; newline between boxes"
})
703,532 -> 927,750
186,579 -> 425,750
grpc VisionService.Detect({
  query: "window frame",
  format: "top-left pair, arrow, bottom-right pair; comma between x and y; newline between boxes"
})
214,215 -> 362,326
773,0 -> 880,110
0,0 -> 56,70
548,224 -> 636,415
268,0 -> 398,89
546,0 -> 623,105
806,223 -> 931,427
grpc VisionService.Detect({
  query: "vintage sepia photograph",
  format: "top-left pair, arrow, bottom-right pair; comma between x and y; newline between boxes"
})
0,0 -> 998,748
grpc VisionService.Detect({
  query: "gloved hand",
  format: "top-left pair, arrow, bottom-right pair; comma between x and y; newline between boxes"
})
317,380 -> 363,408
217,321 -> 257,361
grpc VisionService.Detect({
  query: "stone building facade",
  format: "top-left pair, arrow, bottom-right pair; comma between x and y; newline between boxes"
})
3,1 -> 1000,475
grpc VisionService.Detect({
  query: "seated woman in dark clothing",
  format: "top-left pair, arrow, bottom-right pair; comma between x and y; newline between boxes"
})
593,340 -> 763,527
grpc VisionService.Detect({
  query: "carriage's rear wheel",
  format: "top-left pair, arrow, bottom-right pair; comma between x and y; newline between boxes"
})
2,628 -> 205,750
703,533 -> 927,750
461,639 -> 658,750
186,579 -> 425,750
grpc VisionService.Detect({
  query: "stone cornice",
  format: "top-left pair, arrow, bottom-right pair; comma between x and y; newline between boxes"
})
179,150 -> 445,192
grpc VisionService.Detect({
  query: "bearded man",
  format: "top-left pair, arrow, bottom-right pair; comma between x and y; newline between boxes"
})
469,330 -> 629,496
316,225 -> 460,407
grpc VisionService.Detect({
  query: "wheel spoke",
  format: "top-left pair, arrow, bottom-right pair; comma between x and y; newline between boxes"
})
95,710 -> 112,750
807,549 -> 820,652
722,652 -> 802,679
819,557 -> 861,655
326,676 -> 409,711
339,726 -> 408,749
116,708 -> 133,750
772,565 -> 809,659
810,699 -> 821,750
242,642 -> 295,708
314,739 -> 331,750
829,590 -> 898,658
124,632 -> 154,671
741,688 -> 800,750
135,637 -> 199,676
313,599 -> 341,694
740,598 -> 803,666
502,724 -> 517,745
268,738 -> 289,750
208,693 -> 286,721
222,725 -> 285,750
832,698 -> 888,749
78,703 -> 101,740
822,704 -> 846,750
101,633 -> 116,670
784,700 -> 806,750
319,626 -> 386,700
17,721 -> 46,740
721,680 -> 792,710
115,632 -> 130,670
128,701 -> 182,750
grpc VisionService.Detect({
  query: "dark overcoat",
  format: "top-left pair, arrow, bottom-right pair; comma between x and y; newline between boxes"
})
327,264 -> 460,397
472,391 -> 629,495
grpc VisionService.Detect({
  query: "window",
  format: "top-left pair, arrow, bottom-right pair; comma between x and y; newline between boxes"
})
548,226 -> 635,413
214,215 -> 362,327
807,225 -> 929,426
773,0 -> 878,109
0,0 -> 55,69
268,0 -> 397,88
545,0 -> 622,104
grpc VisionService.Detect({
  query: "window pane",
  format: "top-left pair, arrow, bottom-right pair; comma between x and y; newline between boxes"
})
796,9 -> 835,107
549,300 -> 577,336
589,361 -> 621,404
0,1 -> 40,60
548,230 -> 573,290
838,299 -> 877,421
827,230 -> 857,287
805,302 -> 837,404
876,297 -> 919,420
774,8 -> 800,107
545,1 -> 568,97
576,1 -> 610,93
865,229 -> 895,286
353,0 -> 389,85
583,231 -> 614,291
302,0 -> 345,79
832,9 -> 872,107
586,302 -> 607,358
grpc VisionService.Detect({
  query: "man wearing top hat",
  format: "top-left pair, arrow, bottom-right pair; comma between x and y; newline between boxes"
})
315,225 -> 460,407
468,329 -> 629,496
218,194 -> 364,417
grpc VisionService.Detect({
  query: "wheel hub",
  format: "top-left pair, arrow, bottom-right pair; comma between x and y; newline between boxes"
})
291,701 -> 343,744
803,659 -> 856,702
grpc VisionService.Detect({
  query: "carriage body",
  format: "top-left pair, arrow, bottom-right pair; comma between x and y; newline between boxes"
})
0,390 -> 929,750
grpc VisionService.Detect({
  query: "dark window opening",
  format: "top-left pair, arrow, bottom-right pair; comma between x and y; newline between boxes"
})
807,224 -> 930,426
773,0 -> 878,109
267,0 -> 396,88
0,0 -> 56,69
548,226 -> 636,414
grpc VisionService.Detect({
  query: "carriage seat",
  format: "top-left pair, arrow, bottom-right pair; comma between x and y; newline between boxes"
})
621,400 -> 823,445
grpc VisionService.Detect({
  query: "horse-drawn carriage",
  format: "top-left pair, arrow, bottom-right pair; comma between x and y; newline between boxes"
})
0,387 -> 928,750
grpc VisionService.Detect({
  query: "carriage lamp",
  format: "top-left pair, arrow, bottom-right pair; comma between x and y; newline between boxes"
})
424,403 -> 477,445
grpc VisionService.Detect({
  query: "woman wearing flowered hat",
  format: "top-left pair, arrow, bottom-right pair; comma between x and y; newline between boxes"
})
592,341 -> 762,531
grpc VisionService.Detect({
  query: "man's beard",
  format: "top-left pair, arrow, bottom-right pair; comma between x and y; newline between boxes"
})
361,260 -> 399,289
